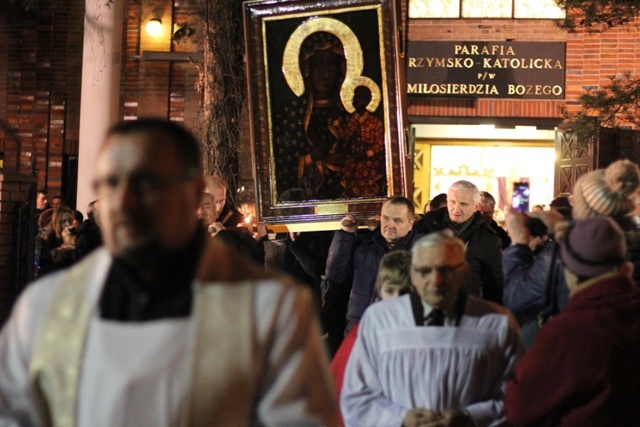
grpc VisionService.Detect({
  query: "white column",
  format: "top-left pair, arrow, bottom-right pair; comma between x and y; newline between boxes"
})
77,0 -> 124,213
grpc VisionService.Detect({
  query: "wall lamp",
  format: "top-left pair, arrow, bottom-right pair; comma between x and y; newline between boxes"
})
145,18 -> 163,37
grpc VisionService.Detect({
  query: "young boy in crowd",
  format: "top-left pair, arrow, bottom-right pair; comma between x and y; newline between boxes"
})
330,250 -> 413,424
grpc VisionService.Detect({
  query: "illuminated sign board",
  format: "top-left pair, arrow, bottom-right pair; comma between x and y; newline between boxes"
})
407,41 -> 566,99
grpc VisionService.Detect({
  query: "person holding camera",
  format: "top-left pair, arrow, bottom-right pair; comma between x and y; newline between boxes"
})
503,159 -> 640,349
502,206 -> 568,349
36,206 -> 78,275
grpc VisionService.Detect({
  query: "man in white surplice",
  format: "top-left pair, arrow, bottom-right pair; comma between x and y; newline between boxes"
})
341,231 -> 522,427
0,119 -> 337,427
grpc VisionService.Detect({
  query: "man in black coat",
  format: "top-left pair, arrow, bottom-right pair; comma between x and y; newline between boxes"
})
324,196 -> 422,345
204,174 -> 245,227
415,180 -> 504,304
75,199 -> 103,260
478,191 -> 511,249
197,192 -> 264,265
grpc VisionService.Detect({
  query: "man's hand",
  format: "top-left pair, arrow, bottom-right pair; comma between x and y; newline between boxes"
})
237,219 -> 262,240
254,223 -> 268,241
528,208 -> 566,234
403,408 -> 476,427
207,222 -> 225,236
402,408 -> 441,427
504,207 -> 531,245
340,215 -> 358,233
366,214 -> 381,230
437,409 -> 476,427
528,235 -> 548,252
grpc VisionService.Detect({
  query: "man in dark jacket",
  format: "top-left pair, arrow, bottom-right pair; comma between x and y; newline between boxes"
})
325,196 -> 422,337
197,192 -> 264,265
478,191 -> 511,249
415,180 -> 504,304
502,207 -> 569,348
204,174 -> 245,227
75,199 -> 103,260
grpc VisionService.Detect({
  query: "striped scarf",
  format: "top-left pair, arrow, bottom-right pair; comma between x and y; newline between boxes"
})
443,210 -> 475,237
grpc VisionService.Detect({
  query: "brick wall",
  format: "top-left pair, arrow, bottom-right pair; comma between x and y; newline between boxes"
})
120,0 -> 254,190
1,0 -> 84,204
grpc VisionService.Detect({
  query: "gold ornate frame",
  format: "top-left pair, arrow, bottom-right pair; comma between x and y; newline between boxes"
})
244,0 -> 409,227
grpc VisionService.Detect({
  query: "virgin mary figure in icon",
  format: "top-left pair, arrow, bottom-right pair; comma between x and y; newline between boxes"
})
274,31 -> 351,201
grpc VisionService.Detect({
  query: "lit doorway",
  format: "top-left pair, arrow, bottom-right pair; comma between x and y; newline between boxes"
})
412,124 -> 556,215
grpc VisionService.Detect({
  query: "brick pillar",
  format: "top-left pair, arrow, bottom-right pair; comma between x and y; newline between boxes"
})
0,170 -> 37,325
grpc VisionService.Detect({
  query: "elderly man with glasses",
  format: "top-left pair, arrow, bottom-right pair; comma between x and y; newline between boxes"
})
341,231 -> 522,427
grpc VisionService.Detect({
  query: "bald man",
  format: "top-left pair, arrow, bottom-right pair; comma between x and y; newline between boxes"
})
204,174 -> 245,227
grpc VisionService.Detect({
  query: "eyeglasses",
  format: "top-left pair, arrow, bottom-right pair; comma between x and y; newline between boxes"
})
411,262 -> 465,278
93,170 -> 198,198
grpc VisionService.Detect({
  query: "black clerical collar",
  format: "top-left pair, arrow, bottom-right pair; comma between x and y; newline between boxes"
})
99,229 -> 206,321
410,290 -> 468,327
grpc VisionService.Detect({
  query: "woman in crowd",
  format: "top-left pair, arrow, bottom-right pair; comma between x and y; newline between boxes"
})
37,207 -> 77,275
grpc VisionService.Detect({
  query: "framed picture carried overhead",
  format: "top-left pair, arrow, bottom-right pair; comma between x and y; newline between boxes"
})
244,0 -> 409,226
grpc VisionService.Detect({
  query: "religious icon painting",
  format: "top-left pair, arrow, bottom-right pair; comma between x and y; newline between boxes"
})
244,0 -> 410,227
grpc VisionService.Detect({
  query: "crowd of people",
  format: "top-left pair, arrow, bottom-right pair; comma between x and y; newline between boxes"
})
1,118 -> 639,426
